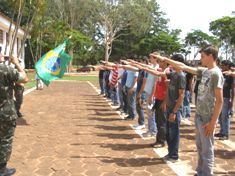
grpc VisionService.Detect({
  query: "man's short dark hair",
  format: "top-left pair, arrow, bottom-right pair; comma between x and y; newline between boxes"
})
199,45 -> 218,60
171,54 -> 185,63
221,60 -> 233,68
231,62 -> 235,67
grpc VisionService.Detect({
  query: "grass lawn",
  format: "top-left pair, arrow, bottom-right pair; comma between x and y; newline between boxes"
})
25,72 -> 98,89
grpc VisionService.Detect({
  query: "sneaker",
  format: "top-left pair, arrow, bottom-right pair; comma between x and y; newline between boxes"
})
151,142 -> 165,148
142,131 -> 155,138
120,113 -> 128,118
116,106 -> 122,111
133,124 -> 139,128
219,135 -> 228,140
0,167 -> 16,176
111,102 -> 119,106
133,124 -> 145,130
161,155 -> 178,163
214,133 -> 223,137
124,116 -> 134,121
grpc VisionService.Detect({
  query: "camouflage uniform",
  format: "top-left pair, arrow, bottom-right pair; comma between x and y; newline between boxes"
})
0,64 -> 19,166
14,83 -> 24,117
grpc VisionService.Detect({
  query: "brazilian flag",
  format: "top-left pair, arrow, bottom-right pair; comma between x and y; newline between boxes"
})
35,39 -> 72,86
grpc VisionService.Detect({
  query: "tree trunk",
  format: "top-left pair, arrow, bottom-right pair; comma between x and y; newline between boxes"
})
17,5 -> 37,58
68,49 -> 73,72
4,0 -> 17,55
105,42 -> 109,61
9,0 -> 25,58
28,39 -> 35,63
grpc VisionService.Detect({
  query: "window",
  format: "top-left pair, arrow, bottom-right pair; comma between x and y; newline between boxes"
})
6,32 -> 9,44
0,30 -> 3,44
17,37 -> 19,52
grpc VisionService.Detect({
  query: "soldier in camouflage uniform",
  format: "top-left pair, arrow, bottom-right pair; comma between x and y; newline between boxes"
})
0,54 -> 28,175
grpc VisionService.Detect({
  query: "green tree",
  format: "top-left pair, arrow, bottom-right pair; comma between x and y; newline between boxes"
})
210,16 -> 235,61
107,0 -> 175,60
83,0 -> 166,61
0,0 -> 47,66
31,0 -> 92,70
184,30 -> 218,59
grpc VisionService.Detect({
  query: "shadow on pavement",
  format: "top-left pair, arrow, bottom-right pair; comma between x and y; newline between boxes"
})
88,117 -> 121,122
101,143 -> 152,151
95,125 -> 130,131
215,149 -> 235,159
70,155 -> 164,167
101,157 -> 164,167
96,133 -> 139,140
16,117 -> 29,126
214,171 -> 235,175
69,142 -> 151,151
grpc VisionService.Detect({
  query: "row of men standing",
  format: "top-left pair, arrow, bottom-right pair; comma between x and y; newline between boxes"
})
97,45 -> 234,176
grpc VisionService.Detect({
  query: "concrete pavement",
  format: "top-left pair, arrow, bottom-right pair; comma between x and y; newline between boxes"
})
9,81 -> 235,176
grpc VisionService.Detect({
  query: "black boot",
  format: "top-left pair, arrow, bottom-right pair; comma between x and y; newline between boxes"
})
0,167 -> 16,176
17,111 -> 23,118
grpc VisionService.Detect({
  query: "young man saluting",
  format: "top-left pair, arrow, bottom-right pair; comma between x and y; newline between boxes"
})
151,45 -> 224,176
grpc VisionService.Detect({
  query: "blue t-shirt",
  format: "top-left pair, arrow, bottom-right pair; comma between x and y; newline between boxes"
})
125,70 -> 138,88
144,72 -> 157,95
144,64 -> 158,95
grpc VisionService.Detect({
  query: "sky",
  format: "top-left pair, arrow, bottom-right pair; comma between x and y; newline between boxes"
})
157,0 -> 235,39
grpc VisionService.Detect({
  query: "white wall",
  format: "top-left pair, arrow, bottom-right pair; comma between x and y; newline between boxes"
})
0,15 -> 26,68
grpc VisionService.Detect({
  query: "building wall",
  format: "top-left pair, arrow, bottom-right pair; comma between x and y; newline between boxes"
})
0,15 -> 26,68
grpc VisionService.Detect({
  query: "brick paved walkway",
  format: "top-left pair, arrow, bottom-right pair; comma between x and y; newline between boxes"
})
9,81 -> 235,176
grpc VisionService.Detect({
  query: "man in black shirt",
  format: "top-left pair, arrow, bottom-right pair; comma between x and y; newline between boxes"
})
215,60 -> 234,140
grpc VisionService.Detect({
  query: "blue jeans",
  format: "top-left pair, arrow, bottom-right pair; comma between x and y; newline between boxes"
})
109,86 -> 118,104
195,114 -> 214,176
136,91 -> 146,125
126,87 -> 136,118
122,86 -> 128,113
166,110 -> 181,159
146,92 -> 157,134
219,98 -> 231,136
182,90 -> 191,118
118,83 -> 124,109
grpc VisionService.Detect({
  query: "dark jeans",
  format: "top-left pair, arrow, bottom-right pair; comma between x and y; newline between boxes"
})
136,91 -> 146,125
166,110 -> 181,159
122,86 -> 128,113
109,86 -> 118,104
154,99 -> 166,144
126,87 -> 136,118
99,78 -> 105,94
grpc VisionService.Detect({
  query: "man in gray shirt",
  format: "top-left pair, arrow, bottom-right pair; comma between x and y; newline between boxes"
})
151,45 -> 224,176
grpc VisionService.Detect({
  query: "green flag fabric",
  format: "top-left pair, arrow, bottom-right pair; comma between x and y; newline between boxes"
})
35,40 -> 72,86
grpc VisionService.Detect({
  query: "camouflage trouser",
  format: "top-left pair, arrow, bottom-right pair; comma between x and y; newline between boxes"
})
0,120 -> 16,164
14,85 -> 24,113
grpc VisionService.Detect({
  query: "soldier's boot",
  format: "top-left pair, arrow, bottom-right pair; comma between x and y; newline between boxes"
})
0,167 -> 16,176
17,111 -> 23,118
